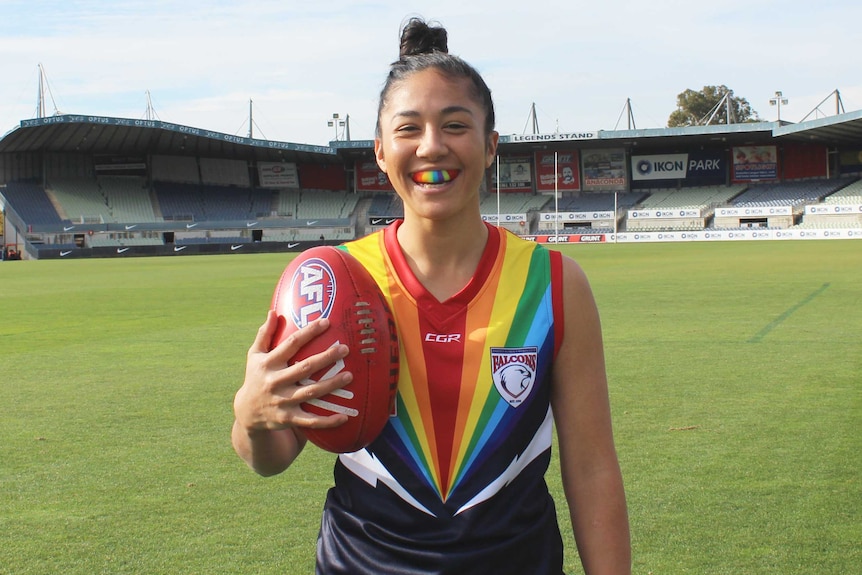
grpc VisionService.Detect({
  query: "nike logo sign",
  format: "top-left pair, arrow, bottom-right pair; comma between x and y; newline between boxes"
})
117,248 -> 130,254
60,250 -> 72,257
173,246 -> 187,252
288,242 -> 300,248
306,221 -> 317,226
371,218 -> 382,225
63,226 -> 75,231
125,225 -> 137,230
246,222 -> 258,227
230,244 -> 244,251
186,223 -> 198,229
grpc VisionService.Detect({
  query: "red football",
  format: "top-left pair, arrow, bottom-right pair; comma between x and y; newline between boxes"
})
269,246 -> 398,453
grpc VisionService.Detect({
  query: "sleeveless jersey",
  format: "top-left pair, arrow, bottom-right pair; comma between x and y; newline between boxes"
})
316,221 -> 565,575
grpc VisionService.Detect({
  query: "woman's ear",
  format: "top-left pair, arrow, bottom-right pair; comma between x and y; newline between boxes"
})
485,131 -> 499,168
374,138 -> 387,173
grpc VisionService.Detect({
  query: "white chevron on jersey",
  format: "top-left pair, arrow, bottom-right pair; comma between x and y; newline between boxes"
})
455,407 -> 553,516
339,449 -> 436,517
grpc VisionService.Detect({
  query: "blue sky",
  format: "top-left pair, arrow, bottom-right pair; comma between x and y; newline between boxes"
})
1,0 -> 860,145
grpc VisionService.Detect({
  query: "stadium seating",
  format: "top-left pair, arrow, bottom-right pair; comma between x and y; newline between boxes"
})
295,190 -> 356,219
276,189 -> 301,217
793,220 -> 862,229
638,185 -> 746,210
249,188 -> 274,218
199,158 -> 250,187
367,193 -> 403,217
1,181 -> 64,225
154,182 -> 272,222
151,155 -> 200,184
49,177 -> 113,223
154,182 -> 206,221
98,176 -> 159,223
558,192 -> 647,212
35,176 -> 153,229
200,186 -> 263,220
6,167 -> 860,257
479,192 -> 550,214
264,230 -> 354,242
729,179 -> 851,208
823,177 -> 862,204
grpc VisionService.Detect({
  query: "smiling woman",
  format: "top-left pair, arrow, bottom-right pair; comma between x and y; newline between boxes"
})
231,16 -> 631,575
373,65 -> 498,235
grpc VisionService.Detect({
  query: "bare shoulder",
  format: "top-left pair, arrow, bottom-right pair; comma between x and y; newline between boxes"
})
557,253 -> 602,338
551,253 -> 609,420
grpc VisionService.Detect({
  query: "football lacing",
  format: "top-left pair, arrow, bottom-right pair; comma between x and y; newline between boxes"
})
354,302 -> 379,353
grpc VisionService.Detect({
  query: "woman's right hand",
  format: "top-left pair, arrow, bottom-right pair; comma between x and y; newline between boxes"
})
231,310 -> 352,474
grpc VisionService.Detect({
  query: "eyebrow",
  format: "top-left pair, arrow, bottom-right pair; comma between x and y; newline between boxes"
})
391,105 -> 476,120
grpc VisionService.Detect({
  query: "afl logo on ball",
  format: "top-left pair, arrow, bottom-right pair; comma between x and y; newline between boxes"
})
289,258 -> 336,327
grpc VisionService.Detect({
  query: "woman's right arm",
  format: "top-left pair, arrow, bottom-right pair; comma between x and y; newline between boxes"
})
231,310 -> 353,476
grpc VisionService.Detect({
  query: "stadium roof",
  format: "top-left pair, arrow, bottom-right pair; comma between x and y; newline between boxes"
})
1,109 -> 860,163
0,114 -> 338,163
587,109 -> 862,148
773,109 -> 862,145
331,110 -> 862,153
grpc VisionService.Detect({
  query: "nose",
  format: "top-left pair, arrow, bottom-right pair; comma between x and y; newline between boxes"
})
416,125 -> 447,160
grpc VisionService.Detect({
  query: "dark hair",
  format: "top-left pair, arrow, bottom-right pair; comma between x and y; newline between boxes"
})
376,17 -> 496,137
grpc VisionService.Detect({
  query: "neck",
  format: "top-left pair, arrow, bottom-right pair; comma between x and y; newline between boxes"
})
396,216 -> 490,301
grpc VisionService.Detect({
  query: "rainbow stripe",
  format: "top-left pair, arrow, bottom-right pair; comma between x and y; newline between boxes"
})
342,226 -> 559,503
411,169 -> 459,184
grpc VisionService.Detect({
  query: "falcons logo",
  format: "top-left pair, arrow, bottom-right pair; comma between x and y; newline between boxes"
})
490,347 -> 538,407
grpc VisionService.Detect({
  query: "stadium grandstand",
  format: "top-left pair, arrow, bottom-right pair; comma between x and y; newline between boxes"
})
2,109 -> 862,259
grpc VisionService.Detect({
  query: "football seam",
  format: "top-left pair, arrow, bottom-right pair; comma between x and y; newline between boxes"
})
338,249 -> 378,449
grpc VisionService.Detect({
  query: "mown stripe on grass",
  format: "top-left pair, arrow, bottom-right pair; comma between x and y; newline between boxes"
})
748,282 -> 831,343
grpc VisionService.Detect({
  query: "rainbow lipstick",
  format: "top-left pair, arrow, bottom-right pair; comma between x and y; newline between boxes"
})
411,169 -> 459,184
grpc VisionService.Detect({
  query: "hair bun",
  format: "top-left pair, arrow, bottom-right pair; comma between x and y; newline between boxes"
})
399,17 -> 448,58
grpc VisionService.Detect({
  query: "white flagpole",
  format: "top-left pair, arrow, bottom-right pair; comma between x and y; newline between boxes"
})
614,190 -> 618,243
496,155 -> 501,227
554,151 -> 559,242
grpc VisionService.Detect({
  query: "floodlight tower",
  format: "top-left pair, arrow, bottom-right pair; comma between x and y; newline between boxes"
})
37,64 -> 46,118
327,113 -> 351,141
769,91 -> 789,122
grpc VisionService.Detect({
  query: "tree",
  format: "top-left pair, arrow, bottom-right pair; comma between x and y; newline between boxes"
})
668,85 -> 761,127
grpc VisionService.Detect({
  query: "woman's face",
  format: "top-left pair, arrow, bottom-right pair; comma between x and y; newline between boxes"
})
375,68 -> 498,222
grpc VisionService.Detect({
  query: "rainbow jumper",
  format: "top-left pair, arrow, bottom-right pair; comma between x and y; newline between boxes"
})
315,220 -> 566,575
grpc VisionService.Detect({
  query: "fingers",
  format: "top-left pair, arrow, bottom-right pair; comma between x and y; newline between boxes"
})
268,315 -> 332,358
290,410 -> 350,431
239,314 -> 354,433
248,311 -> 332,358
285,341 -> 350,388
249,309 -> 279,354
254,367 -> 352,432
286,363 -> 353,431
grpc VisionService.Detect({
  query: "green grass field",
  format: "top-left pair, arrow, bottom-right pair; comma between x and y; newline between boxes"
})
1,240 -> 859,574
